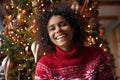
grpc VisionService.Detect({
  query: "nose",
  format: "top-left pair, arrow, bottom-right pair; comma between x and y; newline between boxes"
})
55,25 -> 61,33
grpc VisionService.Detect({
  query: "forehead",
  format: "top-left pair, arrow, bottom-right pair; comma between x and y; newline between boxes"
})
48,15 -> 66,25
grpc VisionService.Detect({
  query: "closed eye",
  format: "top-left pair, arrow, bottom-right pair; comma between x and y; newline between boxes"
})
58,21 -> 68,27
48,25 -> 55,31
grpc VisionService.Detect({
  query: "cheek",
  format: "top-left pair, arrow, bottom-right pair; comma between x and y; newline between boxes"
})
48,32 -> 54,41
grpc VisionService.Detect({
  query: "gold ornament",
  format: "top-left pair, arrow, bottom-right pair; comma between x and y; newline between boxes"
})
32,0 -> 39,7
5,4 -> 12,11
71,1 -> 80,14
21,9 -> 28,15
21,9 -> 31,16
25,46 -> 32,56
16,13 -> 25,24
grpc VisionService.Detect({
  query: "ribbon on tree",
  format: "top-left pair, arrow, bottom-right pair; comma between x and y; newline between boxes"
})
31,41 -> 39,63
80,0 -> 89,14
1,56 -> 11,80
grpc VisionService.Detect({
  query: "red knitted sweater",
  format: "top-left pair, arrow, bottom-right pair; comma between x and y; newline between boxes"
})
35,44 -> 114,80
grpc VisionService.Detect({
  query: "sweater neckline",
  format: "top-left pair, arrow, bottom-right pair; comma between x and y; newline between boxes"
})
55,43 -> 80,59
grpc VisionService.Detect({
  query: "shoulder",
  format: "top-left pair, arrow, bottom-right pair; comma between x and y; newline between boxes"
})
81,46 -> 104,62
85,46 -> 103,54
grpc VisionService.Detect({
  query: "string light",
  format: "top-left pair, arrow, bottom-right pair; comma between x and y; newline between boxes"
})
99,43 -> 103,47
43,52 -> 46,55
28,69 -> 31,72
0,51 -> 4,54
96,37 -> 98,40
12,42 -> 14,45
104,48 -> 107,52
28,15 -> 31,18
6,49 -> 9,51
12,37 -> 15,40
17,14 -> 21,19
24,20 -> 26,23
21,29 -> 23,31
26,3 -> 29,6
23,43 -> 26,47
25,27 -> 27,30
31,13 -> 33,15
41,4 -> 44,7
88,25 -> 91,28
28,77 -> 31,79
83,15 -> 85,17
20,52 -> 23,54
89,8 -> 92,10
42,9 -> 45,12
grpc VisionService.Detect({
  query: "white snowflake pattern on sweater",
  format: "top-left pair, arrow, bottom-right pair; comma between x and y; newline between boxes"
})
84,69 -> 95,80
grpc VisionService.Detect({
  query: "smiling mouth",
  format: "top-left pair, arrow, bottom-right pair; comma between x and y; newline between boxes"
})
56,35 -> 66,40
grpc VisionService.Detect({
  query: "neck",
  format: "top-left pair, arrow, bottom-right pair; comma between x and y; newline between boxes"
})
58,42 -> 74,52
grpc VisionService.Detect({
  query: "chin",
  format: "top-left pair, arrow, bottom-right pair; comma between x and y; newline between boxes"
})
56,42 -> 68,47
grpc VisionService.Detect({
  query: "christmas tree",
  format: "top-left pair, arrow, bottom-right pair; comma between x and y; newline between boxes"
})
0,0 -> 37,80
0,0 -> 114,80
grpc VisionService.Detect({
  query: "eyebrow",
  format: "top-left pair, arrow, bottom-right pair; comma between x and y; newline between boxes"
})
48,20 -> 66,28
47,24 -> 54,28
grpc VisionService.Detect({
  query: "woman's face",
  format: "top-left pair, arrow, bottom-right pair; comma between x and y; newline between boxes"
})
47,15 -> 74,51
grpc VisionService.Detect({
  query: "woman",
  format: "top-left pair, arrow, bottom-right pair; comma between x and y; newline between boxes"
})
34,4 -> 114,80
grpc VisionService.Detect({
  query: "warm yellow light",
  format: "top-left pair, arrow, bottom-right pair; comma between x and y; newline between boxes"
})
17,29 -> 20,32
96,37 -> 98,40
10,31 -> 14,34
21,29 -> 23,31
17,14 -> 21,19
25,27 -> 27,30
15,34 -> 18,36
16,6 -> 19,9
99,43 -> 103,47
88,25 -> 91,28
0,51 -> 4,54
6,49 -> 9,51
31,13 -> 33,15
19,64 -> 22,66
42,9 -> 45,12
12,37 -> 15,39
27,43 -> 30,46
12,42 -> 14,45
89,8 -> 92,10
20,41 -> 23,44
2,32 -> 5,35
29,37 -> 32,40
23,43 -> 26,47
28,77 -> 31,79
28,15 -> 31,18
89,42 -> 92,45
104,48 -> 107,52
28,69 -> 31,72
43,52 -> 46,55
18,8 -> 22,11
24,20 -> 26,23
41,4 -> 44,6
20,52 -> 23,54
26,3 -> 29,6
83,15 -> 85,17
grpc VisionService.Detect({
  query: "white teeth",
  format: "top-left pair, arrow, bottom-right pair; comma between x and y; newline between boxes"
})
56,35 -> 65,40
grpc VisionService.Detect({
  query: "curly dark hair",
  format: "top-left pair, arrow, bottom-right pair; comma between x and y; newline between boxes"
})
35,3 -> 86,54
